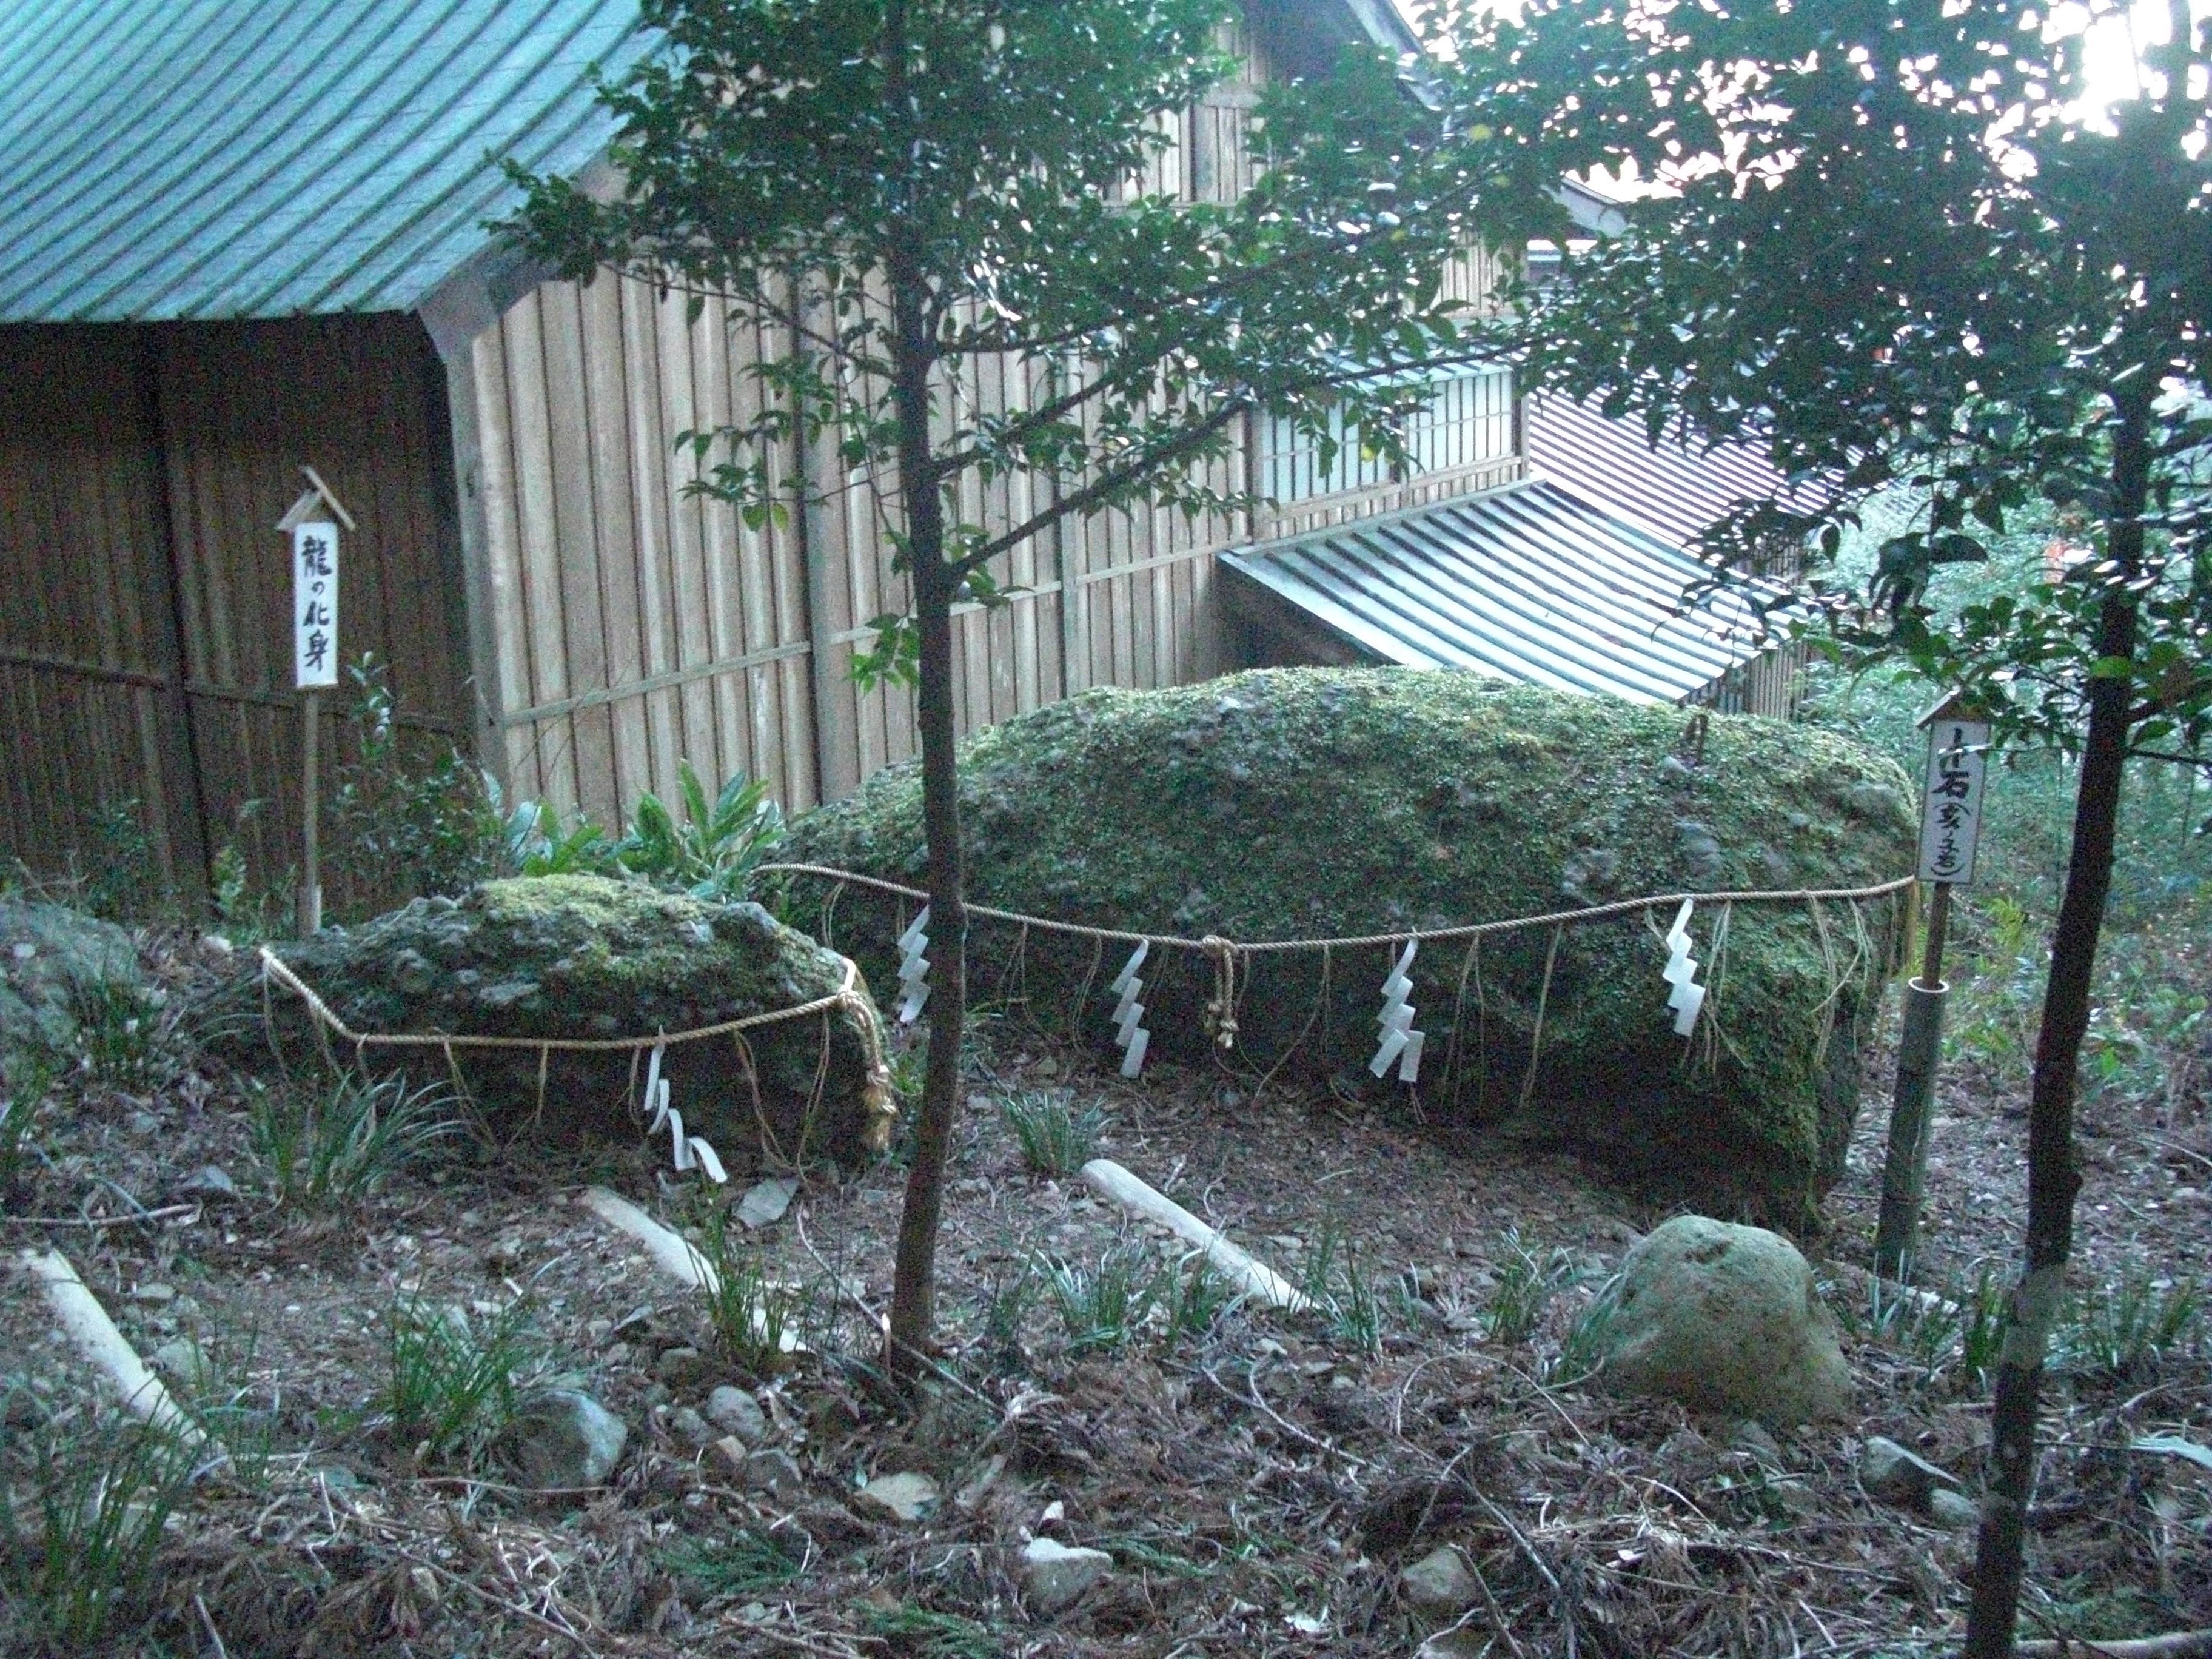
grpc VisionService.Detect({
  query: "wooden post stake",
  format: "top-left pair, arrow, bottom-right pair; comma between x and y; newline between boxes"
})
279,468 -> 350,935
1875,696 -> 1989,1281
1875,882 -> 1949,1281
298,691 -> 321,935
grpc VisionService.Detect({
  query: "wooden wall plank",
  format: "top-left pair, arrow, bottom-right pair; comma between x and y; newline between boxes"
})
540,283 -> 621,823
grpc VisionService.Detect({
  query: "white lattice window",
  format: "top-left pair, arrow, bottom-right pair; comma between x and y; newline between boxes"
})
1260,366 -> 1517,504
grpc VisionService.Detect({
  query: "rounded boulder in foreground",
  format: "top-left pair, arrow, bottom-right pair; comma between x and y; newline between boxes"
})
1597,1214 -> 1852,1426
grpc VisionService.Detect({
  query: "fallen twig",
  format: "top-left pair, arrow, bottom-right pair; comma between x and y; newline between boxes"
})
2019,1632 -> 2212,1658
2,1202 -> 199,1228
396,1550 -> 602,1654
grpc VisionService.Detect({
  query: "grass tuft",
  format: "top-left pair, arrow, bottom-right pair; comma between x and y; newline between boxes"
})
249,1070 -> 460,1210
1044,1244 -> 1161,1355
998,1090 -> 1104,1178
661,1527 -> 806,1599
380,1295 -> 539,1466
695,1201 -> 802,1374
0,1051 -> 54,1191
860,1603 -> 1001,1659
1299,1213 -> 1383,1356
1484,1228 -> 1582,1346
70,977 -> 167,1092
1541,1283 -> 1621,1386
0,1407 -> 198,1651
2060,1271 -> 2204,1381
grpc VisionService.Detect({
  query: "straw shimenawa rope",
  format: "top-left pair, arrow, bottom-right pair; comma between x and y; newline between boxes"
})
762,860 -> 1918,1061
256,945 -> 898,1149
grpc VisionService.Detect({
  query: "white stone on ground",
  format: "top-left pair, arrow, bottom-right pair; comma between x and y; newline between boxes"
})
856,1470 -> 940,1523
1400,1544 -> 1480,1617
1021,1537 -> 1114,1614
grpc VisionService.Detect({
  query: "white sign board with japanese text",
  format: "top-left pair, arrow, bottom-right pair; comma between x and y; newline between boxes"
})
292,521 -> 338,689
1917,717 -> 1989,884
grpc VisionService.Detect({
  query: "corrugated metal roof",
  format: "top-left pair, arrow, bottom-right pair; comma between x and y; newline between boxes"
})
0,0 -> 647,323
1221,480 -> 1784,705
1527,394 -> 1831,549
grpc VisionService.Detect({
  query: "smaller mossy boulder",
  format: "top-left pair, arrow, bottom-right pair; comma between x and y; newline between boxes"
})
1595,1215 -> 1854,1427
1,897 -> 144,1055
783,668 -> 1915,1227
213,876 -> 892,1169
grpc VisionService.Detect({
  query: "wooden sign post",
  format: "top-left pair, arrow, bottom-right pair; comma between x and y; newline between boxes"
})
1874,694 -> 1991,1281
277,468 -> 355,935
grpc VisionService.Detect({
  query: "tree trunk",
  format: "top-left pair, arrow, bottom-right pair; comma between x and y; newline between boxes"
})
880,174 -> 966,1384
1962,397 -> 2150,1657
885,569 -> 967,1385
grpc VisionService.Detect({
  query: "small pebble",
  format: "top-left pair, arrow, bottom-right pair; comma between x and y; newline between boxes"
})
669,1406 -> 714,1447
706,1384 -> 766,1444
655,1346 -> 703,1382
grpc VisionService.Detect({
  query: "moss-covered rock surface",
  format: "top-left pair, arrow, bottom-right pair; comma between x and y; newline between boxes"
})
783,669 -> 1917,1226
216,876 -> 891,1169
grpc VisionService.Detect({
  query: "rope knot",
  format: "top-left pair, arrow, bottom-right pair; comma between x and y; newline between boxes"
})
1200,935 -> 1239,1051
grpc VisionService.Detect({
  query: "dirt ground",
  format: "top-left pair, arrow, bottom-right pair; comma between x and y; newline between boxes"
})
2,931 -> 2208,1658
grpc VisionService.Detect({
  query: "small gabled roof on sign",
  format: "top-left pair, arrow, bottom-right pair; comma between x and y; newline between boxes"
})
1915,691 -> 1991,730
275,466 -> 359,534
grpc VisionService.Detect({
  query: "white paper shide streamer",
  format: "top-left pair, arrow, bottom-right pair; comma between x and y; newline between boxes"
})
1110,940 -> 1151,1077
1369,938 -> 1425,1083
896,905 -> 932,1025
642,1039 -> 729,1184
1662,898 -> 1705,1036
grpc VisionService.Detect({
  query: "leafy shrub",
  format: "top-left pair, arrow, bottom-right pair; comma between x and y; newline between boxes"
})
73,798 -> 167,923
505,759 -> 785,903
327,654 -> 506,917
380,1295 -> 540,1466
249,1070 -> 461,1210
0,1409 -> 198,1651
621,762 -> 785,900
997,1090 -> 1103,1178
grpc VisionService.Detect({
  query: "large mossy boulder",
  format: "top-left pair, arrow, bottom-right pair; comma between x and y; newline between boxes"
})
783,669 -> 1916,1226
1,897 -> 145,1056
219,876 -> 892,1169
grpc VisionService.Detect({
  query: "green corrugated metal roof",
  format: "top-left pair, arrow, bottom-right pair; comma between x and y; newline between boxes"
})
0,0 -> 647,323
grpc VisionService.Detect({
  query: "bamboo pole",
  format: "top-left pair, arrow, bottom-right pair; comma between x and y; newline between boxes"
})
1875,880 -> 1951,1281
21,1247 -> 201,1441
1079,1158 -> 1305,1310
